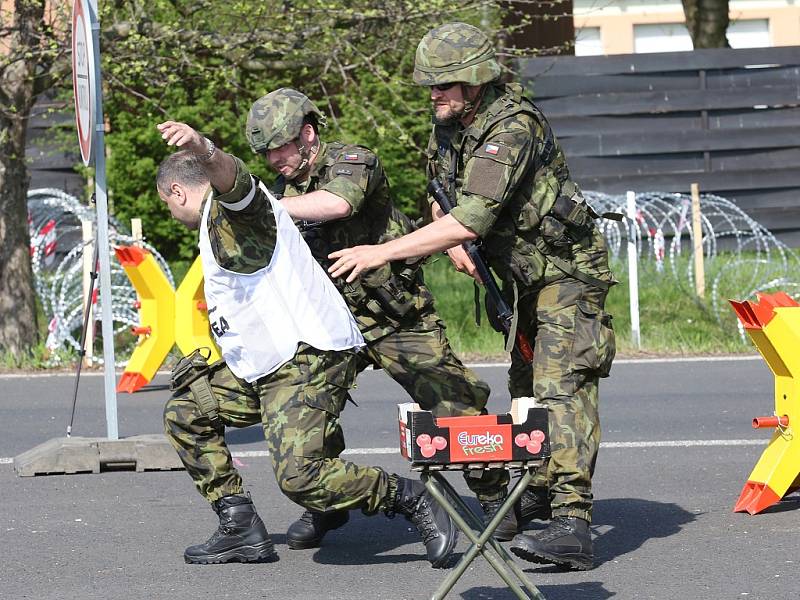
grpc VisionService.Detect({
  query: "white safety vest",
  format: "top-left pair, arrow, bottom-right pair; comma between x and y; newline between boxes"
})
198,178 -> 364,382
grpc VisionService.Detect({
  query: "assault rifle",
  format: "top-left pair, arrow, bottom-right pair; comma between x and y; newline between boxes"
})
428,179 -> 534,364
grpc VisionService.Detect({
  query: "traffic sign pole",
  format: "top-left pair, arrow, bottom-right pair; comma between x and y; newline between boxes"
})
72,0 -> 118,440
88,0 -> 118,440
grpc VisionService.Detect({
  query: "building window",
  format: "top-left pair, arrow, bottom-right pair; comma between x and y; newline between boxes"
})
575,26 -> 604,56
728,19 -> 770,48
634,22 -> 693,53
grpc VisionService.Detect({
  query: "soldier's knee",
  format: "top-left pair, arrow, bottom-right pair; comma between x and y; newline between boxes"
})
276,456 -> 323,502
163,394 -> 196,433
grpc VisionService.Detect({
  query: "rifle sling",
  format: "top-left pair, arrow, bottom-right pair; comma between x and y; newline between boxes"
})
504,281 -> 520,354
531,235 -> 612,291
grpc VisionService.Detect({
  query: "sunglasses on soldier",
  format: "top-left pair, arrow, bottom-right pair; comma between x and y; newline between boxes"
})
430,82 -> 459,92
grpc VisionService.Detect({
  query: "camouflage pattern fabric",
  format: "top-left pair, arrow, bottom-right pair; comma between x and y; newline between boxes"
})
359,310 -> 489,418
246,88 -> 327,153
426,82 -> 615,291
281,141 -> 432,341
278,140 -> 508,499
206,156 -> 277,274
413,22 -> 501,86
164,344 -> 390,512
507,277 -> 614,521
425,80 -> 616,522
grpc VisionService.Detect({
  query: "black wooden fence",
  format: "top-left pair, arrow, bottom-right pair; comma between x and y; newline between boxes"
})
518,46 -> 800,244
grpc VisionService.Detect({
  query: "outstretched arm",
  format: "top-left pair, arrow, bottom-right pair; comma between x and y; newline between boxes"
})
157,121 -> 236,194
327,214 -> 477,283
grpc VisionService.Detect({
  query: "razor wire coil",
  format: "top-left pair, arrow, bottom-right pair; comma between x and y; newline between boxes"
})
588,190 -> 800,339
28,189 -> 173,366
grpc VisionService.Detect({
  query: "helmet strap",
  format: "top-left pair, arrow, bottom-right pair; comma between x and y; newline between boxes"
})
461,84 -> 487,122
286,136 -> 320,180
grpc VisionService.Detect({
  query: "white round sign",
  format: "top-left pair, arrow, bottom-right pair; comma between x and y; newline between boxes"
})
72,0 -> 95,166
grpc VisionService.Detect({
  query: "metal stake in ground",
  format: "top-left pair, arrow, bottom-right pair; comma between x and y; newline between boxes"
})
67,203 -> 99,438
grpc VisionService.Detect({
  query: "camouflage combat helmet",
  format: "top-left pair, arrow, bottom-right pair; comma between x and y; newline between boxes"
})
246,88 -> 326,153
413,22 -> 501,87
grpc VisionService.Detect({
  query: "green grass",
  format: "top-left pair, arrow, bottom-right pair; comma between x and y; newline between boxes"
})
422,256 -> 509,360
605,260 -> 750,356
423,254 -> 769,359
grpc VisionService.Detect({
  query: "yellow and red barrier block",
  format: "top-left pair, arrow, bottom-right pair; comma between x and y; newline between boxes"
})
115,246 -> 220,393
729,291 -> 800,514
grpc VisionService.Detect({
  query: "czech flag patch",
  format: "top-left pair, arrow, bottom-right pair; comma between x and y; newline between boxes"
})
344,153 -> 360,161
484,143 -> 500,155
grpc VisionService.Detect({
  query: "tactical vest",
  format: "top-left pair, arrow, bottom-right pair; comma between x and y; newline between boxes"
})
428,83 -> 614,292
276,142 -> 431,327
198,180 -> 364,382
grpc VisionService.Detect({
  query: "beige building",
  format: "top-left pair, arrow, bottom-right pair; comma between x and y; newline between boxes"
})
574,0 -> 800,54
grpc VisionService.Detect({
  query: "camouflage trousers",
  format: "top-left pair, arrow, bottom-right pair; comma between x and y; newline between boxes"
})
360,310 -> 508,499
163,344 -> 390,513
507,275 -> 616,523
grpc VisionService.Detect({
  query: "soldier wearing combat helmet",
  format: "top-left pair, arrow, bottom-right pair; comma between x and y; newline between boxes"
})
245,86 -> 508,550
328,23 -> 617,570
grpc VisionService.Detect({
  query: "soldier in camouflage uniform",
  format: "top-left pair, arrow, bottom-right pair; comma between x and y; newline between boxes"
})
153,120 -> 457,568
244,87 -> 508,548
328,23 -> 616,570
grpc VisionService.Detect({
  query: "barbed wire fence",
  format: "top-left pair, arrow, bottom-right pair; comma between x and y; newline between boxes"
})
28,189 -> 174,366
27,188 -> 800,365
588,190 -> 800,339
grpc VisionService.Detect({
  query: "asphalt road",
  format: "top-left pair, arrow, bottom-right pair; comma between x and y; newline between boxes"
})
2,357 -> 798,600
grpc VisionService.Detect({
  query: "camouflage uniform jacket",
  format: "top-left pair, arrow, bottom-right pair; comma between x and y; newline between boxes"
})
275,141 -> 435,342
204,156 -> 278,274
425,82 -> 614,294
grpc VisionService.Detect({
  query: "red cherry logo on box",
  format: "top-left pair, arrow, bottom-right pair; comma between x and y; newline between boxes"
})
432,436 -> 447,450
515,433 -> 530,447
420,444 -> 436,458
530,430 -> 546,443
526,441 -> 542,454
416,434 -> 431,447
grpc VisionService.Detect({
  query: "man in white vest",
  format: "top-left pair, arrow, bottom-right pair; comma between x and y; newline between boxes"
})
155,120 -> 456,568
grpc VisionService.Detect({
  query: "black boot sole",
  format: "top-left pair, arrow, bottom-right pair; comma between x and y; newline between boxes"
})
184,540 -> 277,564
287,537 -> 323,550
509,542 -> 593,571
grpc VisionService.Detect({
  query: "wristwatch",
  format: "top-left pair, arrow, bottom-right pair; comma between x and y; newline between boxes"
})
197,137 -> 216,162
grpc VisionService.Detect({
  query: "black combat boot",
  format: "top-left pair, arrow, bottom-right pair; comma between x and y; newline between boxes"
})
517,487 -> 552,528
286,509 -> 349,549
184,494 -> 277,564
480,494 -> 518,542
481,487 -> 551,542
509,516 -> 593,570
389,476 -> 457,568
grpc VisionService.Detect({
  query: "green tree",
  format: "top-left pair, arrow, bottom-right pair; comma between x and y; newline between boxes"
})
0,1 -> 69,356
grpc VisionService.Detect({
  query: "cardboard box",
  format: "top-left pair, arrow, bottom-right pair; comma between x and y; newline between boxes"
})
398,397 -> 549,466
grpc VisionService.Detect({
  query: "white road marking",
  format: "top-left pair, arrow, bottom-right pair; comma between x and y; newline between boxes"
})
0,438 -> 767,464
0,355 -> 763,379
467,355 -> 761,368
